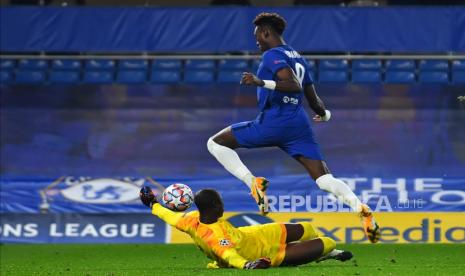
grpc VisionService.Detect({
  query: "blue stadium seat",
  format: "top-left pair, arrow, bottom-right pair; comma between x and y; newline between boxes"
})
49,71 -> 80,84
18,59 -> 48,70
352,71 -> 381,83
151,70 -> 181,83
318,71 -> 348,83
252,59 -> 261,72
418,72 -> 449,83
218,59 -> 249,70
85,59 -> 116,70
451,60 -> 465,71
0,59 -> 16,70
308,71 -> 316,83
52,59 -> 81,70
0,71 -> 13,84
117,70 -> 147,83
319,59 -> 348,70
83,71 -> 113,83
452,72 -> 465,83
15,70 -> 46,83
217,70 -> 241,83
119,59 -> 148,70
152,59 -> 182,70
419,60 -> 449,71
184,70 -> 214,83
185,60 -> 215,70
352,59 -> 382,70
385,71 -> 415,83
385,60 -> 415,70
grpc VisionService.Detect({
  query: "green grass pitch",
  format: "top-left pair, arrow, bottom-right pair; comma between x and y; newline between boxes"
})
1,244 -> 464,275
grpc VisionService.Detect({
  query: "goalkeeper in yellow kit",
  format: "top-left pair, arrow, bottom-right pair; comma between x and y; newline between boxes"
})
140,186 -> 352,269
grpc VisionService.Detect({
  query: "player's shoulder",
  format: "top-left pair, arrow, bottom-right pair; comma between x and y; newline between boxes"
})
179,210 -> 200,226
262,45 -> 306,64
203,219 -> 230,234
262,47 -> 289,68
185,210 -> 200,218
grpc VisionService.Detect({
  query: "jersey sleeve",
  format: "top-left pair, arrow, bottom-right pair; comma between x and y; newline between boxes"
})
262,49 -> 290,76
208,237 -> 249,269
151,203 -> 197,232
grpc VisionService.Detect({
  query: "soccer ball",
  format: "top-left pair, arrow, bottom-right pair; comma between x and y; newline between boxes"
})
161,183 -> 194,211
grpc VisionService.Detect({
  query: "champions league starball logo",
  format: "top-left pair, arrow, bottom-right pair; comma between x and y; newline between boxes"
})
39,177 -> 163,213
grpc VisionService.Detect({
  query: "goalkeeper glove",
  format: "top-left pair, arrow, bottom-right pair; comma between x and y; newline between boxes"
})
139,186 -> 157,208
244,257 -> 271,269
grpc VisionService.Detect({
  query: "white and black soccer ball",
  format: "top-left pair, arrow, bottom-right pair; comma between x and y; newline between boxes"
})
161,183 -> 194,212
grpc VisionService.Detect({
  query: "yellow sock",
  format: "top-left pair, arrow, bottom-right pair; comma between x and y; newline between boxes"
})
319,237 -> 336,255
298,222 -> 321,241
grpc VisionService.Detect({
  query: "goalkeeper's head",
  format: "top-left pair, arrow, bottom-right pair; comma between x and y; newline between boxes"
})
194,189 -> 224,219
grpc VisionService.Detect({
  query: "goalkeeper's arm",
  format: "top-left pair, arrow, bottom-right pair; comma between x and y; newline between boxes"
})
139,186 -> 185,228
151,203 -> 185,227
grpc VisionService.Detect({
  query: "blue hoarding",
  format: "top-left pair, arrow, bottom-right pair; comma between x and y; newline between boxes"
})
1,84 -> 464,213
0,213 -> 167,243
1,7 -> 465,52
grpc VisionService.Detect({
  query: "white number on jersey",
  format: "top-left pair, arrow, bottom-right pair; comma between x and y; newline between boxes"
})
294,62 -> 305,87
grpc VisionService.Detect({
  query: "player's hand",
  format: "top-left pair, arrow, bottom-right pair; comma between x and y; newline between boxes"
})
139,186 -> 157,208
313,114 -> 324,122
244,257 -> 271,269
313,110 -> 331,122
240,72 -> 264,87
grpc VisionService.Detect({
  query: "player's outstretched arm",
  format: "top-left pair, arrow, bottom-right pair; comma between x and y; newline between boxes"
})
241,68 -> 301,93
139,186 -> 185,227
304,84 -> 331,122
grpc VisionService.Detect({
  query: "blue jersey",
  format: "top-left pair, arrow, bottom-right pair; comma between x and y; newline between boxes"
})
231,45 -> 323,160
256,45 -> 314,127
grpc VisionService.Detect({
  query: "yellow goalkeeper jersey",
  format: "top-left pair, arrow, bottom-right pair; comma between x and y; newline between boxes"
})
151,203 -> 286,269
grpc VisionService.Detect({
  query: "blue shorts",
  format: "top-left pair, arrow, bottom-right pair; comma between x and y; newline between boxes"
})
231,120 -> 324,161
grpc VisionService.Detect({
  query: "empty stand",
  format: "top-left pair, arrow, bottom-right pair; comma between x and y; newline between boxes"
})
1,57 -> 464,84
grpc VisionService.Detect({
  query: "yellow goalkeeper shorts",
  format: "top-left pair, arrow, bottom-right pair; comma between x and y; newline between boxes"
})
238,223 -> 287,267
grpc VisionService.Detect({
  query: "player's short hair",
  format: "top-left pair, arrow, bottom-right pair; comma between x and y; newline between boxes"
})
194,189 -> 222,212
253,12 -> 287,35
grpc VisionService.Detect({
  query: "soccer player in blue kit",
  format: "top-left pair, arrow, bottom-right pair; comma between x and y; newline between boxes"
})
207,12 -> 380,243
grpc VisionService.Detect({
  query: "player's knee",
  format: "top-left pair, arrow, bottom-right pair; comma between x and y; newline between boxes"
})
298,222 -> 319,241
315,174 -> 335,193
319,237 -> 336,255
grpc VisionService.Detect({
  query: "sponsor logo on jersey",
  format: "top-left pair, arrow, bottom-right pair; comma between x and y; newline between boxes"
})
283,96 -> 299,105
219,239 -> 231,246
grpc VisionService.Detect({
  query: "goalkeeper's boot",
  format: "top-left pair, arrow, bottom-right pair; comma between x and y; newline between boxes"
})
316,249 -> 353,263
360,204 -> 380,243
250,177 -> 269,215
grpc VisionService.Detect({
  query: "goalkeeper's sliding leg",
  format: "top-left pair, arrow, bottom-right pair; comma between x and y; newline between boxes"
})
281,222 -> 353,266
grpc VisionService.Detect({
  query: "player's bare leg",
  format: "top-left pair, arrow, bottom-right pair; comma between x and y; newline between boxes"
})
207,127 -> 269,215
295,156 -> 381,243
281,237 -> 341,266
284,223 -> 353,262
